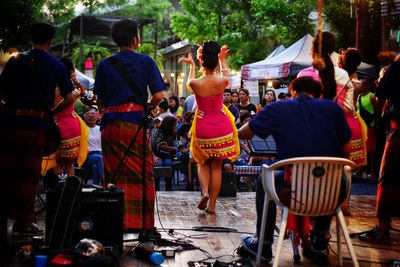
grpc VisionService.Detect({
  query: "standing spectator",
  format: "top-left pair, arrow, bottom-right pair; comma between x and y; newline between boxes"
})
231,90 -> 239,106
237,88 -> 257,115
359,58 -> 400,242
182,94 -> 197,121
151,116 -> 178,191
158,99 -> 173,120
223,88 -> 240,121
169,95 -> 183,127
94,19 -> 164,232
356,79 -> 380,179
257,89 -> 276,112
179,41 -> 240,214
297,32 -> 365,215
0,23 -> 74,251
298,32 -> 365,165
179,96 -> 186,108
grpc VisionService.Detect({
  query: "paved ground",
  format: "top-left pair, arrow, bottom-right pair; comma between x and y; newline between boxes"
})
5,177 -> 400,267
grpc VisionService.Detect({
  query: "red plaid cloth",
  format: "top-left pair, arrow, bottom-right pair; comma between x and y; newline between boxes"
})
102,120 -> 155,230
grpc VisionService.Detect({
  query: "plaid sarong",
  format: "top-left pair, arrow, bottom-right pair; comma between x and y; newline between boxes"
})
0,128 -> 45,223
102,120 -> 155,230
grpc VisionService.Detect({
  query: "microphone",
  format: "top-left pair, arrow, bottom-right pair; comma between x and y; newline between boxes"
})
132,242 -> 164,265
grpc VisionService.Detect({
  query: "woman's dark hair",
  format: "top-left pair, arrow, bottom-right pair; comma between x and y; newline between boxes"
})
112,19 -> 139,47
342,48 -> 362,76
261,89 -> 277,106
177,123 -> 191,139
201,41 -> 221,70
239,88 -> 249,96
168,95 -> 179,114
60,57 -> 74,73
313,31 -> 337,100
160,116 -> 177,140
289,76 -> 322,98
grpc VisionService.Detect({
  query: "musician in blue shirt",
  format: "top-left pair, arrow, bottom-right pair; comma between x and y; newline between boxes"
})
238,76 -> 351,264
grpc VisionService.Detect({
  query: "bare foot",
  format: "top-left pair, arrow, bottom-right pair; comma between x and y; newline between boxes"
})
205,208 -> 215,214
197,195 -> 209,210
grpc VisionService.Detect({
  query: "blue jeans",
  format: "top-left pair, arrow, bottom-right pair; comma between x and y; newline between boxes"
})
82,151 -> 104,185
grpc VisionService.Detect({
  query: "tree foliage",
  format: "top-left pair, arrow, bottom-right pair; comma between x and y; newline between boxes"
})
170,0 -> 316,70
0,0 -> 45,50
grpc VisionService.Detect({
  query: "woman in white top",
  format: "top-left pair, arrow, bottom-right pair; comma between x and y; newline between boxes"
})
82,107 -> 104,185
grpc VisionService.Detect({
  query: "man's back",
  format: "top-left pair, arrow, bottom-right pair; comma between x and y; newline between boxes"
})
248,94 -> 351,160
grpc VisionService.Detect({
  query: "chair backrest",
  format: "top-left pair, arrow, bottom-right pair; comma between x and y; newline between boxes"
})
263,157 -> 355,217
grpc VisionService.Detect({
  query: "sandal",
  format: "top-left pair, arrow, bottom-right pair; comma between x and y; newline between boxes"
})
359,226 -> 390,243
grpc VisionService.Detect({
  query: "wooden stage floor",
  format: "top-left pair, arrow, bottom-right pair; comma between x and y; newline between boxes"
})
121,191 -> 400,266
7,190 -> 400,267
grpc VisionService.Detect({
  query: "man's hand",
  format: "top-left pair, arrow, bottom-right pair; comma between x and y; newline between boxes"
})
238,122 -> 255,140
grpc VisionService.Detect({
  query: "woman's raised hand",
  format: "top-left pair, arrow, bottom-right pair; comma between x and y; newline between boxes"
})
178,53 -> 194,66
219,45 -> 229,62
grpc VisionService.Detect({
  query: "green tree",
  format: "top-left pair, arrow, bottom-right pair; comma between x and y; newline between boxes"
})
0,0 -> 45,50
45,0 -> 78,24
323,0 -> 381,63
170,0 -> 315,70
81,0 -> 128,14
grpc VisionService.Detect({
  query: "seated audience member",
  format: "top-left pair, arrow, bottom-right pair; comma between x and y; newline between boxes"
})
177,123 -> 192,190
158,99 -> 173,119
82,106 -> 104,185
151,116 -> 178,191
237,76 -> 351,264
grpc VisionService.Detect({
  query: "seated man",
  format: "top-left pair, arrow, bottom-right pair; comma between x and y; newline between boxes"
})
237,76 -> 352,264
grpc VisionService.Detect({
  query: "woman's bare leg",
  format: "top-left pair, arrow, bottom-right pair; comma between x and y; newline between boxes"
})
197,162 -> 211,210
206,158 -> 223,213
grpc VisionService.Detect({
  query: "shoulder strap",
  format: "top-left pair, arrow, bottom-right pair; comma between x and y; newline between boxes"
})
332,78 -> 351,102
107,56 -> 146,108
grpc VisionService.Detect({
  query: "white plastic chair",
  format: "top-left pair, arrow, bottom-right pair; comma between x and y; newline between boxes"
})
256,157 -> 359,267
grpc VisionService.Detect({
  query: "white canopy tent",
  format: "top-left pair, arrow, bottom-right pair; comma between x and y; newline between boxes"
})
75,68 -> 95,89
241,34 -> 377,81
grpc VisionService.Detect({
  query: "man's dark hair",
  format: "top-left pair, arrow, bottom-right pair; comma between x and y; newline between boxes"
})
289,77 -> 322,98
239,111 -> 252,124
30,23 -> 55,44
111,19 -> 139,47
159,100 -> 170,111
224,89 -> 232,94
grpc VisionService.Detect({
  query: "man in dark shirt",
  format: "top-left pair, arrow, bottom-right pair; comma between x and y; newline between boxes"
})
0,22 -> 74,255
223,89 -> 240,121
94,19 -> 164,233
238,77 -> 351,264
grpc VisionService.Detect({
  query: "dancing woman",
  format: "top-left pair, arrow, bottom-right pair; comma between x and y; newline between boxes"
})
179,41 -> 240,214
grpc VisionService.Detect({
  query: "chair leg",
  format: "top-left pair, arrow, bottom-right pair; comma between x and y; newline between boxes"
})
336,213 -> 342,266
337,210 -> 360,267
256,195 -> 270,266
273,208 -> 288,267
